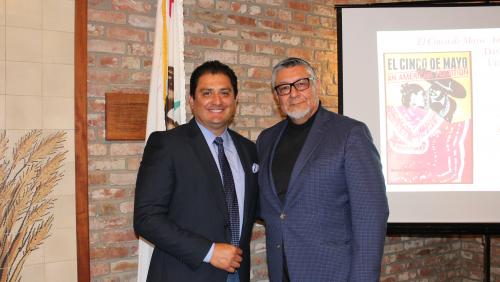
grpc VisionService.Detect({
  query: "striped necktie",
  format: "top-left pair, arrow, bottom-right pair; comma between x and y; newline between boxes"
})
214,136 -> 240,246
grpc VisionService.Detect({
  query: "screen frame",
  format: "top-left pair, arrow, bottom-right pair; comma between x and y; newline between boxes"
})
336,1 -> 500,234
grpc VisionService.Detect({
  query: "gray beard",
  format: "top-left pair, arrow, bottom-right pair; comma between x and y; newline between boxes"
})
286,108 -> 310,121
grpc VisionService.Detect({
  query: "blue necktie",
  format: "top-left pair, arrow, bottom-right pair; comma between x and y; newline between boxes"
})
214,137 -> 240,246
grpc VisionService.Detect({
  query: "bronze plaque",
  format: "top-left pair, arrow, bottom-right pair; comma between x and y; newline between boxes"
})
105,93 -> 148,140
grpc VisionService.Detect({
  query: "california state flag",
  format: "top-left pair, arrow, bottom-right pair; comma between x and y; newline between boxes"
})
137,0 -> 185,281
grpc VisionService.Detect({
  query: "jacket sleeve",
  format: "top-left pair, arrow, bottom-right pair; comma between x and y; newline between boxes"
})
344,123 -> 389,282
133,132 -> 212,270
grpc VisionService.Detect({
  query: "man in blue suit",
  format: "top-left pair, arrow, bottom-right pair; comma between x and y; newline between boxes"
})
257,57 -> 389,281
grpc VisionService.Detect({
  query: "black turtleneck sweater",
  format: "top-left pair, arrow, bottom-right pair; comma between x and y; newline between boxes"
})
272,110 -> 318,203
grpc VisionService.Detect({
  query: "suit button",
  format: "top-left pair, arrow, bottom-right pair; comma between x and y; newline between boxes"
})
280,213 -> 286,220
276,244 -> 281,249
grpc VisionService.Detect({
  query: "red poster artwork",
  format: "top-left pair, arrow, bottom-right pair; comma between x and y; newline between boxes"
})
384,52 -> 473,184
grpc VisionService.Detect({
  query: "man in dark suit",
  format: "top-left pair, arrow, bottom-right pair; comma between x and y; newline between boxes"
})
134,61 -> 259,282
257,57 -> 389,281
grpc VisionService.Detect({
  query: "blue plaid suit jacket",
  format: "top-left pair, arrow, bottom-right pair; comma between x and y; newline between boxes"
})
257,107 -> 389,282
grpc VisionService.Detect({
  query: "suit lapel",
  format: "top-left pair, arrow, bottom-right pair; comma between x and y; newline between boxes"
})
287,107 -> 328,197
186,119 -> 227,218
265,121 -> 288,207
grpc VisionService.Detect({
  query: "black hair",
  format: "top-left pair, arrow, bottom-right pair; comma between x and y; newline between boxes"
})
401,83 -> 427,107
189,60 -> 238,98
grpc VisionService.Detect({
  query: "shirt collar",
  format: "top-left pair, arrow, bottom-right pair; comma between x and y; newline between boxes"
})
195,120 -> 231,146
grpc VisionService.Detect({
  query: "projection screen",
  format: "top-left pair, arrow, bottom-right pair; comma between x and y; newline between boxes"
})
338,4 -> 500,223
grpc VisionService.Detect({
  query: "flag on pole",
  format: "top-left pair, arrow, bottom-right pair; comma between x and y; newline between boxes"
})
137,0 -> 185,281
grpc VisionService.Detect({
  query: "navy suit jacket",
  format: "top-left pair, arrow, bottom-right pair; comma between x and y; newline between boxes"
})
134,119 -> 259,282
257,107 -> 389,282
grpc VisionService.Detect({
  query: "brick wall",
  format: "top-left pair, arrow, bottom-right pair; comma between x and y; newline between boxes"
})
86,0 -> 500,281
87,0 -> 155,281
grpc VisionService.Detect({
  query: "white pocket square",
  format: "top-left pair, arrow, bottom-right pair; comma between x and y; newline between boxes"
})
252,163 -> 259,173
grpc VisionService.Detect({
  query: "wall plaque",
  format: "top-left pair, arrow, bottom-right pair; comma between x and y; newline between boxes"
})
105,93 -> 148,140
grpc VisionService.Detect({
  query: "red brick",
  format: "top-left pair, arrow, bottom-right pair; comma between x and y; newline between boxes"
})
91,188 -> 128,200
227,15 -> 256,27
192,11 -> 225,23
240,54 -> 270,67
88,143 -> 107,156
264,8 -> 277,17
89,204 -> 97,217
313,4 -> 335,17
248,68 -> 272,79
88,69 -> 129,84
230,2 -> 244,13
257,117 -> 282,128
287,48 -> 313,61
315,50 -> 335,62
90,246 -> 129,259
243,81 -> 270,91
89,9 -> 126,24
320,17 -> 335,28
127,157 -> 141,170
232,117 -> 256,128
307,15 -> 320,26
112,0 -> 152,13
236,92 -> 257,103
205,51 -> 237,64
88,158 -> 127,171
87,113 -> 104,127
100,229 -> 137,243
88,84 -> 108,98
90,262 -> 110,276
122,56 -> 141,69
216,0 -> 230,10
89,98 -> 106,113
207,24 -> 238,37
108,26 -> 147,42
109,173 -> 137,185
278,10 -> 292,21
314,27 -> 336,39
198,0 -> 214,9
256,43 -> 285,56
241,31 -> 269,41
88,23 -> 105,37
185,20 -> 204,33
303,38 -> 329,49
120,201 -> 134,214
256,0 -> 282,6
97,202 -> 121,216
131,71 -> 150,84
288,1 -> 310,11
89,172 -> 107,185
288,23 -> 314,34
257,92 -> 276,104
88,53 -> 96,67
188,36 -> 221,48
249,5 -> 262,16
258,20 -> 285,31
90,216 -> 128,230
143,59 -> 152,69
321,94 -> 339,109
128,43 -> 154,56
89,39 -> 126,54
110,259 -> 138,273
99,56 -> 119,67
271,33 -> 301,46
128,14 -> 155,29
292,11 -> 306,23
110,143 -> 145,156
240,104 -> 273,116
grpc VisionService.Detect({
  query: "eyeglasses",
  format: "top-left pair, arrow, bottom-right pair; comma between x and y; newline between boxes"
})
274,77 -> 313,96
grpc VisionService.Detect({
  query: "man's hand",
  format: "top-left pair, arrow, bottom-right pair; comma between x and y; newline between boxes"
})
209,243 -> 243,273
